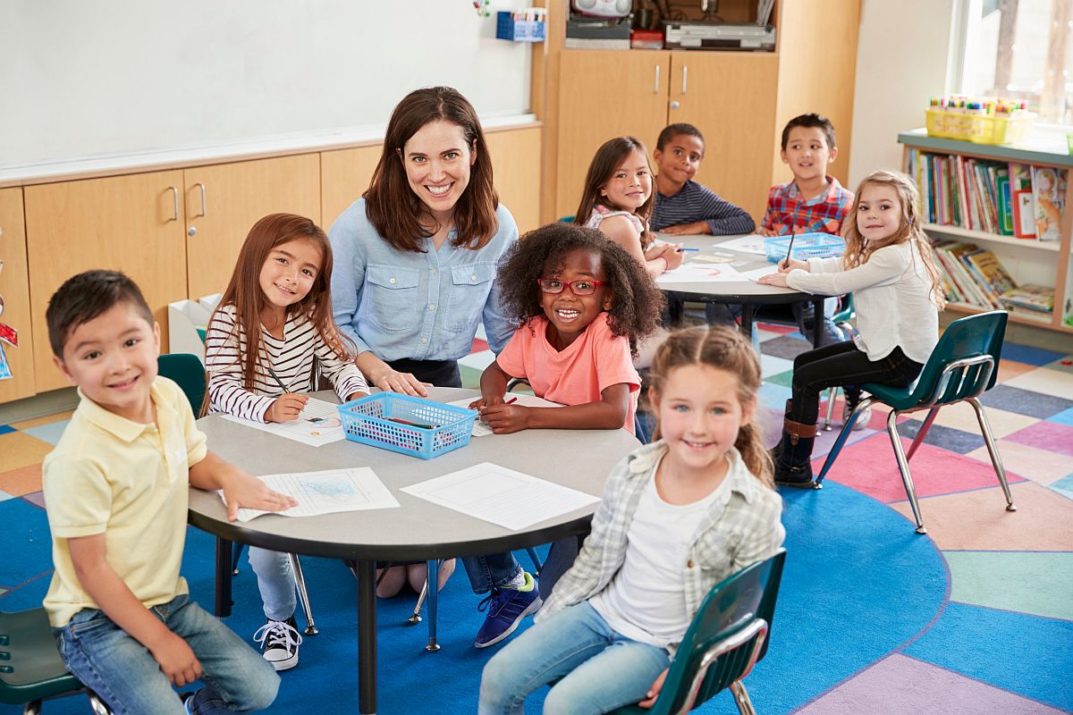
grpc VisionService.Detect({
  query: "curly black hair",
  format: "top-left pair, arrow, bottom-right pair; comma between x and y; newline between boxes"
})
496,223 -> 666,357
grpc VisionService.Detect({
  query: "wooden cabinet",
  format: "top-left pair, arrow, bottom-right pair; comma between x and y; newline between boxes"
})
25,171 -> 189,392
185,154 -> 321,298
321,145 -> 381,233
0,188 -> 35,402
486,125 -> 543,234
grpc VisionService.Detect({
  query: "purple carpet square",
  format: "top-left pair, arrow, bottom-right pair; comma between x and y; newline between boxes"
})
21,491 -> 46,509
1005,421 -> 1073,458
980,385 -> 1073,419
796,653 -> 1067,715
1000,343 -> 1068,366
760,334 -> 813,360
897,420 -> 985,454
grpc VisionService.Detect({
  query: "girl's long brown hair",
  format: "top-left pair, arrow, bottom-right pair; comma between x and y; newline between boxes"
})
647,326 -> 774,489
842,170 -> 947,310
364,86 -> 499,253
213,213 -> 353,391
573,136 -> 655,247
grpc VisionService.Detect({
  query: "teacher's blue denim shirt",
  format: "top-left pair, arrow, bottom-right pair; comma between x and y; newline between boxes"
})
328,198 -> 518,361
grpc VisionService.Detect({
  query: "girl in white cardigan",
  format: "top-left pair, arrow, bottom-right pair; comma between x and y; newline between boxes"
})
758,169 -> 946,486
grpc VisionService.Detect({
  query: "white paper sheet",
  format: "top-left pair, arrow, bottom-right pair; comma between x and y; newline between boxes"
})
738,264 -> 780,281
657,262 -> 744,285
223,467 -> 399,522
221,397 -> 345,447
401,462 -> 599,531
445,395 -> 562,437
714,234 -> 770,255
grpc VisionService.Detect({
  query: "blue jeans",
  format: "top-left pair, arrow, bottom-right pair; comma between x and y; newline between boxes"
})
248,546 -> 295,621
462,552 -> 522,593
479,602 -> 671,715
57,594 -> 279,715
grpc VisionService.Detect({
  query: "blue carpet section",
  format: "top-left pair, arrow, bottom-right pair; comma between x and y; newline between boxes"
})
0,499 -> 52,594
904,602 -> 1073,712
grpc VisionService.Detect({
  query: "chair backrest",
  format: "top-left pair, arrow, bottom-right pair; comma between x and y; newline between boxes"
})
158,353 -> 207,416
648,549 -> 787,714
907,311 -> 1007,408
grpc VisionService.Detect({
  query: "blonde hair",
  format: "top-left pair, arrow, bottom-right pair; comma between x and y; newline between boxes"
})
647,326 -> 773,489
843,170 -> 947,310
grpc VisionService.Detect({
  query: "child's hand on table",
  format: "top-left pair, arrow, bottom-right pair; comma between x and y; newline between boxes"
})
645,241 -> 685,270
346,391 -> 369,402
266,393 -> 309,422
777,257 -> 808,273
757,271 -> 790,288
219,469 -> 298,522
468,394 -> 504,411
660,221 -> 710,236
478,398 -> 526,433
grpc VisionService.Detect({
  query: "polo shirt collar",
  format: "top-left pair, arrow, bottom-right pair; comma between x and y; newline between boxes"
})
75,380 -> 171,443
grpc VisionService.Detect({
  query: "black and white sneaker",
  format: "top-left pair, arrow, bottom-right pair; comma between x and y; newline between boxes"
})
253,616 -> 302,671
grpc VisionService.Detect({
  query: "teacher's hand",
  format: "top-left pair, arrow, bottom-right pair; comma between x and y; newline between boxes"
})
758,272 -> 790,288
370,367 -> 431,397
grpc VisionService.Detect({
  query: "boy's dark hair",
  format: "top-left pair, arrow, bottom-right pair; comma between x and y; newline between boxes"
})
47,270 -> 154,357
496,223 -> 665,358
656,123 -> 705,151
780,113 -> 837,150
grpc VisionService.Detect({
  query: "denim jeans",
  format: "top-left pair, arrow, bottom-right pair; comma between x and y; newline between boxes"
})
790,341 -> 923,425
479,602 -> 670,715
462,552 -> 523,593
56,594 -> 279,715
248,546 -> 295,621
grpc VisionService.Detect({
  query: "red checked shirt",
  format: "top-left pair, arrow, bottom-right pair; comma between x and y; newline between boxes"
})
760,176 -> 854,236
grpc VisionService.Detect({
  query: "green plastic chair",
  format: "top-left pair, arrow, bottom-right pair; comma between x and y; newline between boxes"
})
816,311 -> 1016,534
612,549 -> 786,715
157,352 -> 207,416
0,608 -> 111,714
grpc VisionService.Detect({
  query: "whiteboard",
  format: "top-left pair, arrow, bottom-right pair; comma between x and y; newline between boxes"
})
0,0 -> 534,169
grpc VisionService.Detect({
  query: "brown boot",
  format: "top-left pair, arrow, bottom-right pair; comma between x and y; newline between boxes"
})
773,414 -> 818,488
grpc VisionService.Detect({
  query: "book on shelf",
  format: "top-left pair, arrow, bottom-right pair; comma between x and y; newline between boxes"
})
907,149 -> 1066,242
999,284 -> 1054,314
1030,166 -> 1065,241
931,240 -> 1023,310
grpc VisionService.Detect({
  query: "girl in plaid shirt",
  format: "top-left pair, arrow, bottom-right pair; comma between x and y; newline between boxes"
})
479,326 -> 784,714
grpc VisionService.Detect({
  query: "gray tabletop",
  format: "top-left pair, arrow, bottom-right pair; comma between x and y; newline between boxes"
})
188,387 -> 640,561
656,233 -> 815,303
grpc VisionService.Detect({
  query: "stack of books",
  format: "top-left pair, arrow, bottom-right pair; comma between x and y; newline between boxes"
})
931,240 -> 1054,315
907,150 -> 1066,241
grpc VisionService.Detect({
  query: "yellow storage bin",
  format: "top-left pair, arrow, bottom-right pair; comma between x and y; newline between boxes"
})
925,106 -> 1034,145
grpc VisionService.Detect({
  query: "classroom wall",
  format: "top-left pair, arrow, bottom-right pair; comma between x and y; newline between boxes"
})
848,0 -> 957,187
0,0 -> 533,169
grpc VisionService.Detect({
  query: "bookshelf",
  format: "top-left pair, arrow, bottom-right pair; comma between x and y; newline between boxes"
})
899,129 -> 1073,334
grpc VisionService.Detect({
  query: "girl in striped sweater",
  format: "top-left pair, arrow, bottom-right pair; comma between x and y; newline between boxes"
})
205,212 -> 368,671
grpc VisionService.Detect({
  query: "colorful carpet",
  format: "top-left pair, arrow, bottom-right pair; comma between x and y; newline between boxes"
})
2,326 -> 1071,713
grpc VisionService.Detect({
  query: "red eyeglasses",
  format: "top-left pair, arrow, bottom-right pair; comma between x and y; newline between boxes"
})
536,277 -> 608,296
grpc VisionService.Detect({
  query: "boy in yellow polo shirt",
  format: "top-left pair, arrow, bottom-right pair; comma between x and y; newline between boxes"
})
42,270 -> 296,714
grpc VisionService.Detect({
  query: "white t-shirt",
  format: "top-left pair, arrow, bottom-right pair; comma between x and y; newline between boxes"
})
590,461 -> 731,648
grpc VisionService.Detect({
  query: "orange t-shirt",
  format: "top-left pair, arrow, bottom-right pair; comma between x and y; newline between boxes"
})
496,313 -> 641,434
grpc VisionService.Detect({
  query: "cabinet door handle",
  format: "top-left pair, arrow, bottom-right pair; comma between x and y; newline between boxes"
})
654,64 -> 661,94
166,186 -> 179,222
193,182 -> 207,218
682,65 -> 688,94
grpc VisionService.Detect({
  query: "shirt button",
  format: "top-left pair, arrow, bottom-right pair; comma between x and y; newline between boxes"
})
687,560 -> 695,569
471,274 -> 477,280
389,278 -> 396,285
420,337 -> 428,344
428,304 -> 436,311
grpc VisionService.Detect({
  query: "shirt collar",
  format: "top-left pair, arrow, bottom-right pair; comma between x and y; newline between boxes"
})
75,379 -> 173,443
627,441 -> 765,505
789,176 -> 839,203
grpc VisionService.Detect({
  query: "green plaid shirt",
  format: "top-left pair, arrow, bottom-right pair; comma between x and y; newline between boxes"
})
539,441 -> 785,652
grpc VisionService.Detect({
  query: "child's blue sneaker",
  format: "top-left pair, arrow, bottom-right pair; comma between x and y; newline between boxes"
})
474,572 -> 542,649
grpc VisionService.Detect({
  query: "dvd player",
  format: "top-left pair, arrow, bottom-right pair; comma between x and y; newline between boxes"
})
663,22 -> 776,51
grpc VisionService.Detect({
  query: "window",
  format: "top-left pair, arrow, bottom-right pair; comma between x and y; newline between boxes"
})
955,0 -> 1072,126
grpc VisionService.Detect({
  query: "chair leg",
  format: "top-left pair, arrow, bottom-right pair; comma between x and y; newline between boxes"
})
425,559 -> 441,652
288,554 -> 319,635
816,397 -> 874,484
967,397 -> 1017,513
526,547 -> 544,575
906,406 -> 940,460
231,541 -> 245,575
408,578 -> 427,625
23,701 -> 42,715
87,690 -> 113,714
885,409 -> 927,534
729,681 -> 757,715
823,386 -> 839,431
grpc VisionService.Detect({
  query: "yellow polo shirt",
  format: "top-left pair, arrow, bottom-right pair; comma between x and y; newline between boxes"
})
42,377 -> 208,627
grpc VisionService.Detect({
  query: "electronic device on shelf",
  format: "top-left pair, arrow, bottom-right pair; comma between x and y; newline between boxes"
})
663,21 -> 776,51
570,0 -> 631,19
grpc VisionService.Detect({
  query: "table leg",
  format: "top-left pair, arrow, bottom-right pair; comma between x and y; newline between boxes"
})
214,537 -> 233,618
741,303 -> 755,337
811,297 -> 825,349
357,559 -> 377,714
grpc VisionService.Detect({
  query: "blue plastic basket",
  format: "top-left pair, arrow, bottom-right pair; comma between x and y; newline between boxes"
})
338,394 -> 477,460
764,233 -> 845,263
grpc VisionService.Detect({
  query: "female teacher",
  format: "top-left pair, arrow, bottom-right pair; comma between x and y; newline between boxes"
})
328,86 -> 539,649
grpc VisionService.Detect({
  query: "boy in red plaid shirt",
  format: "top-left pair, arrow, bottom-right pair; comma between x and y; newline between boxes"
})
757,113 -> 853,346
